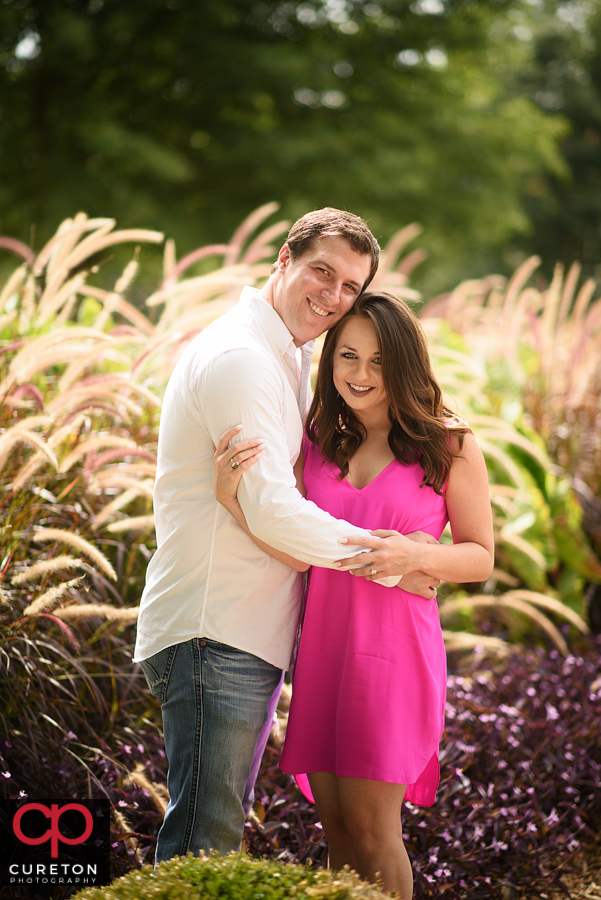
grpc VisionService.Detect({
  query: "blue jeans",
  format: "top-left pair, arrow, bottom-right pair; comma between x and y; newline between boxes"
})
139,637 -> 283,861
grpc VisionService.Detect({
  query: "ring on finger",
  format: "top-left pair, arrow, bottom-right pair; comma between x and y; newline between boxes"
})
231,459 -> 240,470
370,565 -> 377,576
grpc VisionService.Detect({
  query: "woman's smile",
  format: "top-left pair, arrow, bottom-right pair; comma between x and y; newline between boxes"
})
347,382 -> 375,397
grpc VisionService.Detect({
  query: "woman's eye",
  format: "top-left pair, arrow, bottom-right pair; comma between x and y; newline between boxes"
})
373,358 -> 381,366
341,352 -> 356,359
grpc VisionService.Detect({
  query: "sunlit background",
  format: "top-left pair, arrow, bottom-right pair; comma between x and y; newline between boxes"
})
1,0 -> 600,295
1,3 -> 601,895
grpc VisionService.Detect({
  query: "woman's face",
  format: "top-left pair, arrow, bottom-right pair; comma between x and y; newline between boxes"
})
332,316 -> 389,419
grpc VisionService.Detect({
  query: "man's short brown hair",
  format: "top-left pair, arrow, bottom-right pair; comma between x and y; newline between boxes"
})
276,207 -> 380,288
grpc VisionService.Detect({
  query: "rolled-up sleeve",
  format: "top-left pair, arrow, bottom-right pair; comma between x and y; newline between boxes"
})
200,348 -> 370,566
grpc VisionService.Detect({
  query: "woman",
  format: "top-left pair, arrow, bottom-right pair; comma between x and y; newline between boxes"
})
213,291 -> 494,898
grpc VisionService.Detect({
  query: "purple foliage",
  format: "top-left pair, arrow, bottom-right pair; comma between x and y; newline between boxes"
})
2,639 -> 600,899
246,642 -> 601,899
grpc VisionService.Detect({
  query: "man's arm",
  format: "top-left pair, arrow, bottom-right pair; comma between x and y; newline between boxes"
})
213,427 -> 310,572
213,423 -> 440,596
200,348 -> 372,566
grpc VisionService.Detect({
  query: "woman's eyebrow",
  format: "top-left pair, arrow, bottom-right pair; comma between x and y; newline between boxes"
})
339,343 -> 380,355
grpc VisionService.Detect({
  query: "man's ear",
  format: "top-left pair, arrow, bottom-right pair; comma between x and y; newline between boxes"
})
277,243 -> 291,271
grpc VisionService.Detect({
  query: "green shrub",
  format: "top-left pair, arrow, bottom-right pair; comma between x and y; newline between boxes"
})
73,853 -> 390,900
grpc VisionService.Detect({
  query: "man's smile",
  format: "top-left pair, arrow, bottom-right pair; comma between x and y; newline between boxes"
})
308,299 -> 330,318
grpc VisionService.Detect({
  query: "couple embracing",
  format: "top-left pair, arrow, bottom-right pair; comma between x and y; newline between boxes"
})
134,208 -> 494,898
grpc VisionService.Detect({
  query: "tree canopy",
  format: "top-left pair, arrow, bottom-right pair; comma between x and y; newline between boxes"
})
518,0 -> 601,284
0,0 -> 591,292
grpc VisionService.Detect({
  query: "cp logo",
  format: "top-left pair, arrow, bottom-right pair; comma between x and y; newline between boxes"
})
13,803 -> 94,858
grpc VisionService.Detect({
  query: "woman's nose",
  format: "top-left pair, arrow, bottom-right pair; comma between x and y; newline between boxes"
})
354,359 -> 370,381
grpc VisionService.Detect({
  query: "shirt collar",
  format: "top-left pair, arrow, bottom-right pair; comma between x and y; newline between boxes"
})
239,285 -> 315,361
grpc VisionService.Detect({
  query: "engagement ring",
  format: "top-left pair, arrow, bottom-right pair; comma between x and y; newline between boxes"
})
370,565 -> 376,576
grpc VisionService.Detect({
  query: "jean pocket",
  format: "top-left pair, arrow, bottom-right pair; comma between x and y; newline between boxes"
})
139,643 -> 178,703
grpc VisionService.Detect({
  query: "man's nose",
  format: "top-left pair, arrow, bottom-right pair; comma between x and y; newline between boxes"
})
320,280 -> 342,304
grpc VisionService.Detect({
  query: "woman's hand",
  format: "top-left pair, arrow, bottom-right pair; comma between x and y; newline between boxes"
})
335,529 -> 427,576
334,529 -> 441,599
213,425 -> 264,508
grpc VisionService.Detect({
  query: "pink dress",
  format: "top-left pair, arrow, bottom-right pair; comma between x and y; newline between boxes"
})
280,438 -> 449,807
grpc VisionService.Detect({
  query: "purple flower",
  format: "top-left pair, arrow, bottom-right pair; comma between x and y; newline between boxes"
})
545,808 -> 560,826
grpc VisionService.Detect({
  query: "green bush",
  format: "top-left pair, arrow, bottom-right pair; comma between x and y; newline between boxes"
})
73,853 -> 391,900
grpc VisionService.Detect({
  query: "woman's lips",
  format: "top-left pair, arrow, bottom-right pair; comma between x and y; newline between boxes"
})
346,382 -> 375,397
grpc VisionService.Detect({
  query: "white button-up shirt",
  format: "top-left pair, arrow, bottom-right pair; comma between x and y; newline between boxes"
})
134,287 -> 371,669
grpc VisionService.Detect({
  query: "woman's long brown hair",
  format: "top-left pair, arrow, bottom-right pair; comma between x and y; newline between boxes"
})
306,291 -> 469,494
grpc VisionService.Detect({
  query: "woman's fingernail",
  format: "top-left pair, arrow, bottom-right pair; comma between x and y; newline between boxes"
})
339,538 -> 348,544
333,562 -> 341,568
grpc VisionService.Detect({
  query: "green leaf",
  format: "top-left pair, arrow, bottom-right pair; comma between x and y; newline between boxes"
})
550,480 -> 601,584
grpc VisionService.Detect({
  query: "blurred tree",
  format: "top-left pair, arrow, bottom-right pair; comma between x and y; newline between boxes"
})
515,0 -> 601,284
0,0 -> 567,293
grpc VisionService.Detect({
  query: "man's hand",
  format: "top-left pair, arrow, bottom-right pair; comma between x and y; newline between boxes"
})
335,529 -> 442,600
396,570 -> 441,599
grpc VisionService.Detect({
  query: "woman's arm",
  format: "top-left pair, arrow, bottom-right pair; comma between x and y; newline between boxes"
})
214,426 -> 310,572
335,432 -> 494,583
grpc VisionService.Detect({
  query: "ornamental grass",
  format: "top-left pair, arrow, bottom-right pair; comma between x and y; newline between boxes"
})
1,207 -> 600,898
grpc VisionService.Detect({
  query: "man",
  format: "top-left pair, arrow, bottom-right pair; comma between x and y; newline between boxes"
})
134,208 -> 437,862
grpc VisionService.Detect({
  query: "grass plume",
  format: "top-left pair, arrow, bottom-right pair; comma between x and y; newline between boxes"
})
33,528 -> 117,581
23,577 -> 84,616
11,556 -> 87,585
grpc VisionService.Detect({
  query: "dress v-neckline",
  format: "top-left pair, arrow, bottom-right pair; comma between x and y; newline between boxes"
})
341,457 -> 397,494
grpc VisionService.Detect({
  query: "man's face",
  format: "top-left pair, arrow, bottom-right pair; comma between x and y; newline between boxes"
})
272,235 -> 373,346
